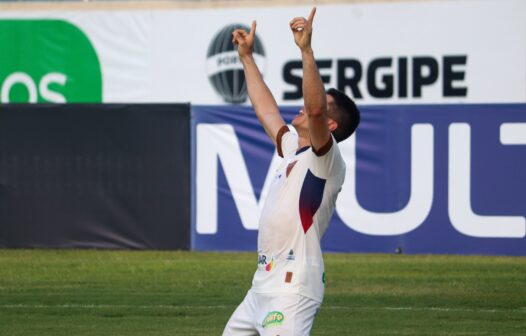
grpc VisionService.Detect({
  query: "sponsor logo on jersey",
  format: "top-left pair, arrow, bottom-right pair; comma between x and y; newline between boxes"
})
262,311 -> 284,328
286,249 -> 295,261
285,271 -> 293,283
258,253 -> 274,271
265,258 -> 274,271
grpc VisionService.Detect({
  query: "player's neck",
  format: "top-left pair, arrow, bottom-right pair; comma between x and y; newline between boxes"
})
298,135 -> 311,148
295,126 -> 311,148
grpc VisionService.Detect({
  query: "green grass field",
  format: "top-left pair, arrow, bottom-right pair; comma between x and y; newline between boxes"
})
0,250 -> 525,335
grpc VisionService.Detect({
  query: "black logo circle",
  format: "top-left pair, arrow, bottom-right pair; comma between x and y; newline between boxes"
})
206,24 -> 266,104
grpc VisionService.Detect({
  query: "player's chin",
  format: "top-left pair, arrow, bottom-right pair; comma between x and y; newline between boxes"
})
291,118 -> 301,127
292,114 -> 303,125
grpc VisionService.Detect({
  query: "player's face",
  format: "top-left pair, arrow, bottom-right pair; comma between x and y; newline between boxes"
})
291,108 -> 307,129
291,94 -> 332,130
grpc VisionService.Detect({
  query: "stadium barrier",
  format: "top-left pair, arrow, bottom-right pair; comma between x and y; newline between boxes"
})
0,104 -> 191,249
1,103 -> 525,255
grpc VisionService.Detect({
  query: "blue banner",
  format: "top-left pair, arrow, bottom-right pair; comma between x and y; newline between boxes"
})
191,104 -> 526,255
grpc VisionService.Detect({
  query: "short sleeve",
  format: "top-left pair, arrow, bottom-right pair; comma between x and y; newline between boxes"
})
309,134 -> 345,179
276,125 -> 299,158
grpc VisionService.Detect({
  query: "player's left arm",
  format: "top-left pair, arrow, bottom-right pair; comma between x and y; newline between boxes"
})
232,21 -> 286,147
290,7 -> 332,155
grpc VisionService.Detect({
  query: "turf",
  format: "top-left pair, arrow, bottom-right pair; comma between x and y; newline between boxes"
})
0,250 -> 524,335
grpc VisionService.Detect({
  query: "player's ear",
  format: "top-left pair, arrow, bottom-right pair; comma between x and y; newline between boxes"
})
328,118 -> 338,132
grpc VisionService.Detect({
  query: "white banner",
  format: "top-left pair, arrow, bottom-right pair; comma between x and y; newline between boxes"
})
1,0 -> 525,105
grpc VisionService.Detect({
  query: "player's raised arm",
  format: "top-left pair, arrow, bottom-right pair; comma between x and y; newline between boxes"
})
290,7 -> 332,153
232,21 -> 286,146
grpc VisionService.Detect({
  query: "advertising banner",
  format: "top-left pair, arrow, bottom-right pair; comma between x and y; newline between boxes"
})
192,104 -> 526,255
0,20 -> 102,103
0,0 -> 524,105
0,104 -> 191,249
2,0 -> 525,254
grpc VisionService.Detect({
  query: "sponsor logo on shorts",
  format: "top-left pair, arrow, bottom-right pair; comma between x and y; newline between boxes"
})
262,311 -> 284,328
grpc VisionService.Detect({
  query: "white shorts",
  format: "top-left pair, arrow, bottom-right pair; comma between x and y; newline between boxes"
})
222,289 -> 321,336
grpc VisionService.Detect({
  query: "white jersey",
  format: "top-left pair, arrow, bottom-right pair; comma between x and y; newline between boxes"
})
251,126 -> 346,303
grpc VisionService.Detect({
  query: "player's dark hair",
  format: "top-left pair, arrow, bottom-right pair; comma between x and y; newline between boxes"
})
326,88 -> 360,143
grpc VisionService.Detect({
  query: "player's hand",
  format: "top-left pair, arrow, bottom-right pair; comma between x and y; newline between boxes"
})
290,7 -> 316,52
232,21 -> 257,60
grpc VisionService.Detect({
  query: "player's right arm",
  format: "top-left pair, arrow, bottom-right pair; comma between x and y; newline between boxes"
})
232,21 -> 286,146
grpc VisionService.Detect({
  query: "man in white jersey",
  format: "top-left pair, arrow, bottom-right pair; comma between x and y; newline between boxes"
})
224,7 -> 360,336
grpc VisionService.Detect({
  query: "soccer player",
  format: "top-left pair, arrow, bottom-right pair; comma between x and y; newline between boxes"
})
224,7 -> 360,336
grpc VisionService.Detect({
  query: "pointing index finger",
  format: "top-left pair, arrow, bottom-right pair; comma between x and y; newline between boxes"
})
249,20 -> 257,38
308,7 -> 316,24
